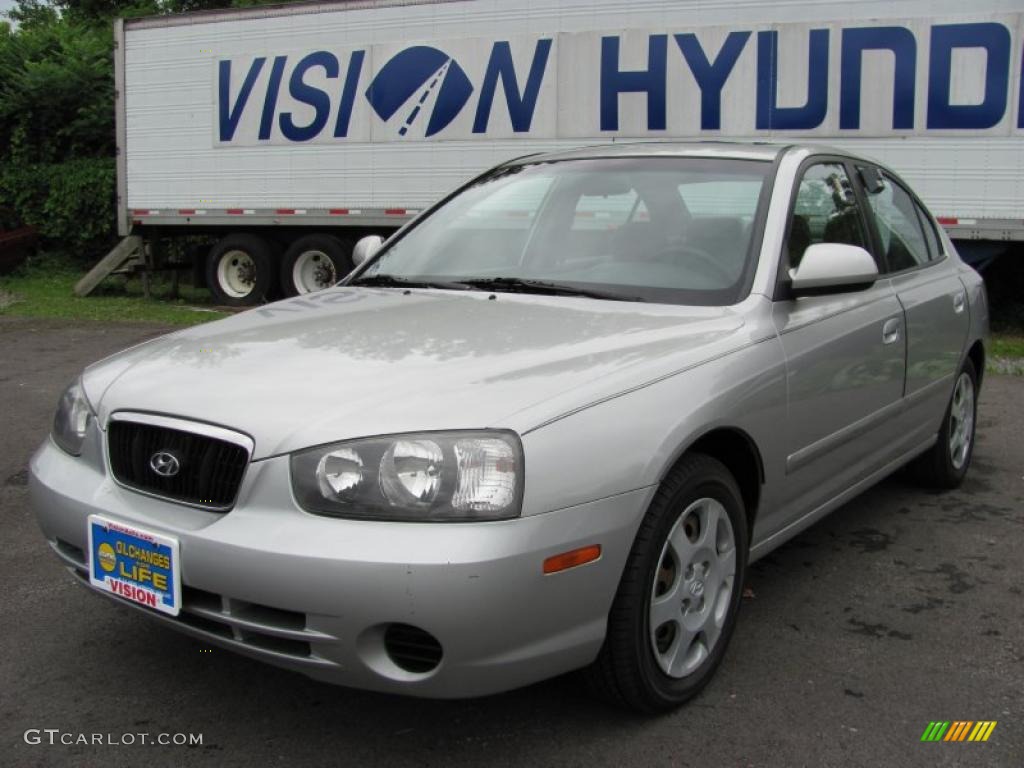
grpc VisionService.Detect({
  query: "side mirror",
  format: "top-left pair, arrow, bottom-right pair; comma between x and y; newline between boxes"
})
352,235 -> 383,267
789,243 -> 879,295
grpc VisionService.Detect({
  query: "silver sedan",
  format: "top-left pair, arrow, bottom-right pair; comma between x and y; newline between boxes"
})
31,143 -> 987,712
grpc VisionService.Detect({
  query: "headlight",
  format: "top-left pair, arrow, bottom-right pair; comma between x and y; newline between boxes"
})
52,380 -> 94,456
291,430 -> 523,521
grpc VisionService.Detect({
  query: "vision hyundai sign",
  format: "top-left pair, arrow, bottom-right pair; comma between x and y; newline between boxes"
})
215,17 -> 1024,145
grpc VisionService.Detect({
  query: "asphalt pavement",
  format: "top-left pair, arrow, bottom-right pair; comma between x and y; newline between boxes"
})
1,316 -> 1021,768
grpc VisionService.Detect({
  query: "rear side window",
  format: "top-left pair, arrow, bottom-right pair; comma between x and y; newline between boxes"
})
864,173 -> 936,271
786,163 -> 867,269
915,201 -> 943,260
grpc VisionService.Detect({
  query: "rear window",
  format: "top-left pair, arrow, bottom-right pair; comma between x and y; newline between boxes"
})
864,173 -> 938,271
572,189 -> 646,230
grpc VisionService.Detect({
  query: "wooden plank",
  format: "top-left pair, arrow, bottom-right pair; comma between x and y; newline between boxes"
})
73,236 -> 142,297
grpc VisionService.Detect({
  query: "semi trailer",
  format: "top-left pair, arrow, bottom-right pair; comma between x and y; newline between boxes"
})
88,0 -> 1024,305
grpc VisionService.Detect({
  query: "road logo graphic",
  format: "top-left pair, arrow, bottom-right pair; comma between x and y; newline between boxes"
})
365,46 -> 474,137
920,721 -> 997,742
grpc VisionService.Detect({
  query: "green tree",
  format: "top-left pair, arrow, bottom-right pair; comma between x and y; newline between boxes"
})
0,0 -> 291,257
0,3 -> 116,252
5,1 -> 59,29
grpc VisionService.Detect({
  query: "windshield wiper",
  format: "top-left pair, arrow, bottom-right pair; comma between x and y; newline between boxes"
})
352,274 -> 645,302
350,274 -> 479,291
458,277 -> 645,302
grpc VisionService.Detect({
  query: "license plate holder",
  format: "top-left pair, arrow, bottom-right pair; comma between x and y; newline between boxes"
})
87,515 -> 181,616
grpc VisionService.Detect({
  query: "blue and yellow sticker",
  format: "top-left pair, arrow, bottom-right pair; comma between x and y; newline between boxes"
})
87,515 -> 181,616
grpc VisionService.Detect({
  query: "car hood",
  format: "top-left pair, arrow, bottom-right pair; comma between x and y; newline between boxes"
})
84,288 -> 751,459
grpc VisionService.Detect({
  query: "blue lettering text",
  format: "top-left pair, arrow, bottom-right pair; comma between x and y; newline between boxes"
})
756,29 -> 829,130
840,26 -> 916,130
674,32 -> 750,130
600,35 -> 667,131
927,22 -> 1011,129
473,39 -> 553,133
280,51 -> 339,142
218,57 -> 265,141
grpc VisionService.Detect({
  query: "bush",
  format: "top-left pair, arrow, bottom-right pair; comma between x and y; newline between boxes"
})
984,244 -> 1024,335
0,17 -> 114,164
0,7 -> 116,257
0,158 -> 115,255
0,1 -> 296,265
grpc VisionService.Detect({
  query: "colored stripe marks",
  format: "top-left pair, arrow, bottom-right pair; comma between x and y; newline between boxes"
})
921,721 -> 997,742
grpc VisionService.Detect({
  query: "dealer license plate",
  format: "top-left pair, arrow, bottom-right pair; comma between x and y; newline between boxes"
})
87,515 -> 181,616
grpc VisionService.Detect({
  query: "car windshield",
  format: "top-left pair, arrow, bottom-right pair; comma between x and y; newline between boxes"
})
354,157 -> 771,305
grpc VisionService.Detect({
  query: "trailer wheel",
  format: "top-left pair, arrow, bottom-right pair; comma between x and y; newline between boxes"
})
206,234 -> 275,306
280,234 -> 353,296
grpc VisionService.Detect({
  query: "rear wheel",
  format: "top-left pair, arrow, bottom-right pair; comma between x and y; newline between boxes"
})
911,358 -> 978,489
587,453 -> 748,712
280,234 -> 353,297
206,234 -> 275,306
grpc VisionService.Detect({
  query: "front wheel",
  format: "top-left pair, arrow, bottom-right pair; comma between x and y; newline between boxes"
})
587,453 -> 748,712
911,358 -> 978,489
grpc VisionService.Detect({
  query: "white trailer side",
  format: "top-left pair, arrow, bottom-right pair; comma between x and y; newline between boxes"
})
105,0 -> 1023,302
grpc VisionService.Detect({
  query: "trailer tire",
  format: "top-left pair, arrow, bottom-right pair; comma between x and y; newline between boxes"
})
206,234 -> 275,306
280,234 -> 353,296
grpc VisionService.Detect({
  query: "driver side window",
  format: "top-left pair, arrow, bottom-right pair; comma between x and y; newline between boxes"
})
787,163 -> 867,269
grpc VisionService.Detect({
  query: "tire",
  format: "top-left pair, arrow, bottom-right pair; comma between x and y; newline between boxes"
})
279,234 -> 353,297
205,234 -> 275,306
586,453 -> 749,713
910,358 -> 978,489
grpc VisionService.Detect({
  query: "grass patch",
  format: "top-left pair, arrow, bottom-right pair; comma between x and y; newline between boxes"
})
990,334 -> 1024,359
0,261 -> 228,326
989,333 -> 1024,375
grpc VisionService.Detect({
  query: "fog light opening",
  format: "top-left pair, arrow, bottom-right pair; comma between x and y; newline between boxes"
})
383,623 -> 443,674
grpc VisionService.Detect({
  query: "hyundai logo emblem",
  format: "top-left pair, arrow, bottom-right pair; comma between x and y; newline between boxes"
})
149,450 -> 181,478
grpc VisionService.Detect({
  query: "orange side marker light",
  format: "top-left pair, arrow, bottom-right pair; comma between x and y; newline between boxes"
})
543,545 -> 602,574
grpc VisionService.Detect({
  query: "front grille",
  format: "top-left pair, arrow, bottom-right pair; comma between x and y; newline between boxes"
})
108,420 -> 249,510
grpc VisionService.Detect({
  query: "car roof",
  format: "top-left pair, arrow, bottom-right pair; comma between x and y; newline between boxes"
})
506,141 -> 867,166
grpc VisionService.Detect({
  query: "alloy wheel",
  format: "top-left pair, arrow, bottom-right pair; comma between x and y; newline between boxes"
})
948,371 -> 975,470
649,497 -> 737,679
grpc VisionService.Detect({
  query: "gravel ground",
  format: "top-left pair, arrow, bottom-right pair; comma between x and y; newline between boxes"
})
0,316 -> 1020,768
989,356 -> 1024,376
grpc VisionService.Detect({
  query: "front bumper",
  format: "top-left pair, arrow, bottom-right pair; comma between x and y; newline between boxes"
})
29,434 -> 651,698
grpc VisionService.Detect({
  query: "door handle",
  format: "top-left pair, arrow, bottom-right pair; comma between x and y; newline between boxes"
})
953,291 -> 966,314
882,317 -> 901,345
